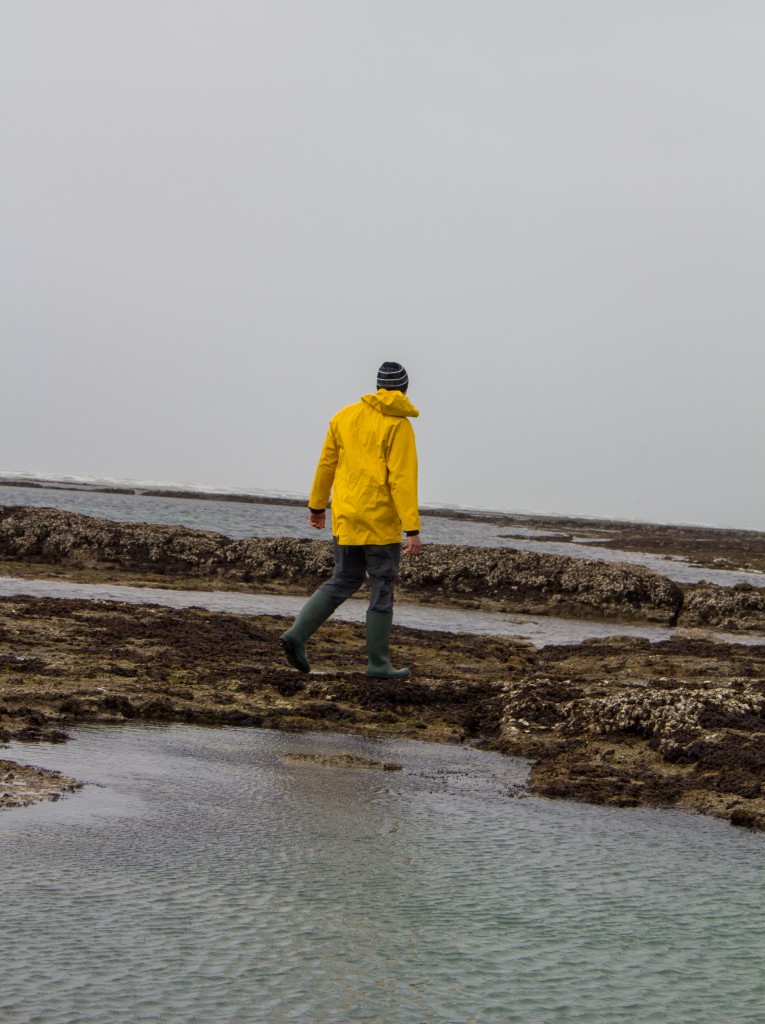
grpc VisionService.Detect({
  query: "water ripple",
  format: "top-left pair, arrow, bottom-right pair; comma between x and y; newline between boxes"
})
1,725 -> 764,1023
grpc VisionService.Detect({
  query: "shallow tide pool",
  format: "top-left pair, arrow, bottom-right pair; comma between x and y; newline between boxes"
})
2,575 -> 762,649
2,725 -> 764,1023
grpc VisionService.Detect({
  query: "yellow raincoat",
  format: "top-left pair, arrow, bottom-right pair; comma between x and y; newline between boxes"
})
308,389 -> 421,545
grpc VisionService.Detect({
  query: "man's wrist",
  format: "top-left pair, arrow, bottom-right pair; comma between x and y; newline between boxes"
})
309,508 -> 325,515
405,530 -> 419,537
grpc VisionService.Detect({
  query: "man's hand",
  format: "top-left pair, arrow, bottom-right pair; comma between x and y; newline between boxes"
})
309,512 -> 326,530
404,534 -> 422,556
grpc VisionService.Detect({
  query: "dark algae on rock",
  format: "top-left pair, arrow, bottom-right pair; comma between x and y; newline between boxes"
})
0,593 -> 515,748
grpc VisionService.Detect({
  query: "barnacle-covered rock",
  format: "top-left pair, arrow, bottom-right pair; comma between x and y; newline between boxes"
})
680,583 -> 765,633
497,665 -> 765,820
399,544 -> 683,623
559,682 -> 765,760
0,505 -> 231,576
0,506 -> 684,624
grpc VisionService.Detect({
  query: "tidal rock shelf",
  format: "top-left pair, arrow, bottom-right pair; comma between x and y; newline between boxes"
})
0,505 -> 691,626
1,595 -> 765,830
497,636 -> 765,829
2,505 -> 764,632
2,505 -> 764,826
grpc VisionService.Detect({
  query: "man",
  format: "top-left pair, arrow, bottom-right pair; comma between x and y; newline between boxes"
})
280,361 -> 422,678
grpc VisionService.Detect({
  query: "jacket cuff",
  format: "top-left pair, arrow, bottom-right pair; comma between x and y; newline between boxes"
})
309,507 -> 325,514
405,530 -> 420,537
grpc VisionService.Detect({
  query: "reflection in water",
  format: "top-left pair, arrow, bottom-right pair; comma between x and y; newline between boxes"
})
1,574 -> 762,648
1,725 -> 764,1024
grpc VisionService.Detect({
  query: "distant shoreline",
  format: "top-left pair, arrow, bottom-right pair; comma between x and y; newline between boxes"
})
2,476 -> 764,582
0,476 -> 310,508
1,474 -> 762,538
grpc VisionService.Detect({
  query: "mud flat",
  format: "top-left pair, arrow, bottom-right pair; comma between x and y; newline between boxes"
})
2,595 -> 764,830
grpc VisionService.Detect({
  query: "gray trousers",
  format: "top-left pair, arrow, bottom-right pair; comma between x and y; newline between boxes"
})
319,538 -> 402,613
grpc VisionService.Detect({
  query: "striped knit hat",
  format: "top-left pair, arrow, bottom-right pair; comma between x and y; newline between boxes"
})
377,361 -> 409,392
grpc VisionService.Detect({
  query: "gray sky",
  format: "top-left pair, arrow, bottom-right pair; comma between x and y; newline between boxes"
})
2,1 -> 763,529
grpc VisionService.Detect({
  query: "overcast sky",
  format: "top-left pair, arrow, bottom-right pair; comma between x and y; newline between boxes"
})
2,1 -> 763,529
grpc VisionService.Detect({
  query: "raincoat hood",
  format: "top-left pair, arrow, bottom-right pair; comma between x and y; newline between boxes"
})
361,389 -> 419,419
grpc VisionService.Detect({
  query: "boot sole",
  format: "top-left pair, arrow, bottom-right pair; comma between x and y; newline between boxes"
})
280,637 -> 310,673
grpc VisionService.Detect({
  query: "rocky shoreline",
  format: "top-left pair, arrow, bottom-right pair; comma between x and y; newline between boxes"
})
2,586 -> 764,830
3,505 -> 765,632
2,505 -> 764,827
4,477 -> 764,574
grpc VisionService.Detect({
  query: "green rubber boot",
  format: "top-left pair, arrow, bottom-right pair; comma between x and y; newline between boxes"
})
366,610 -> 410,679
280,590 -> 338,672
